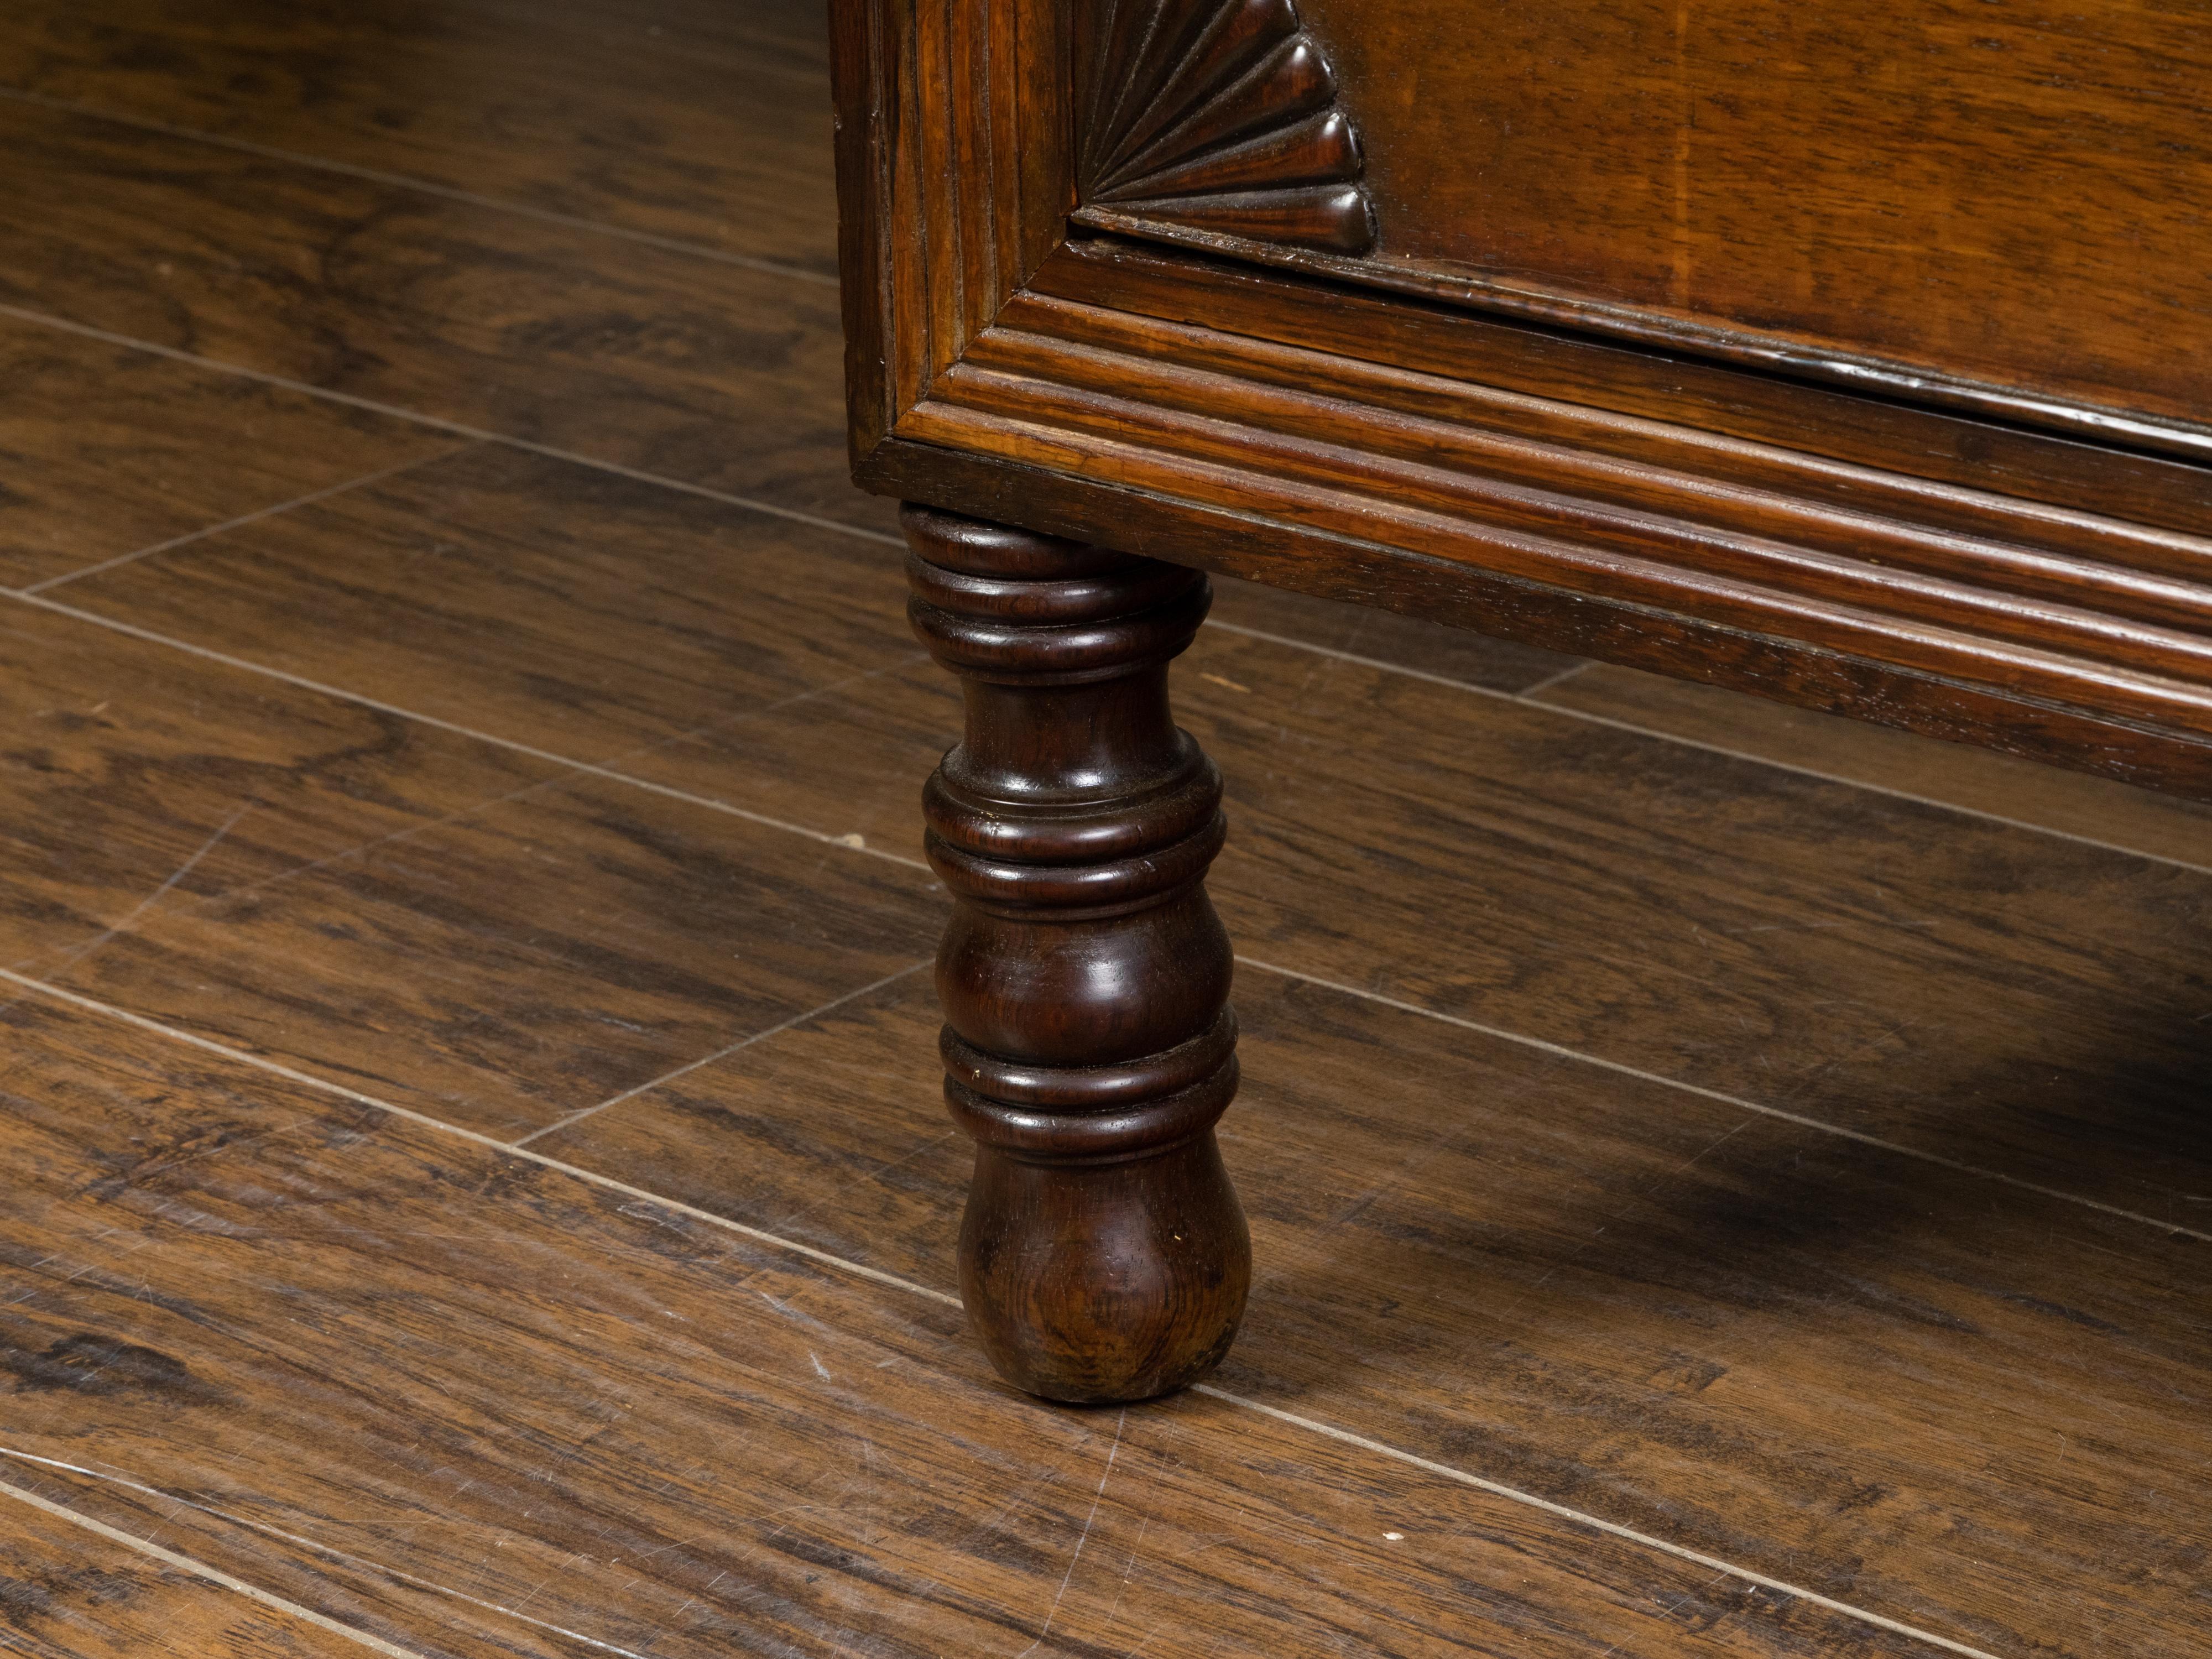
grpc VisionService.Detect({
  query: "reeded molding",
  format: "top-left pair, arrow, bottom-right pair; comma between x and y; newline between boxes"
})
1080,0 -> 1377,255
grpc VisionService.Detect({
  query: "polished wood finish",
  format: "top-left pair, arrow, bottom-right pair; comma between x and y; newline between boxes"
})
1078,0 -> 1375,253
1070,0 -> 2212,455
836,0 -> 2212,1399
833,0 -> 2212,800
36,442 -> 920,760
0,1495 -> 362,1657
6,2 -> 2210,1652
5,995 -> 1949,1659
0,318 -> 456,589
1535,660 -> 2212,870
24,489 -> 2209,1218
7,554 -> 2209,1651
0,100 -> 878,529
1291,0 -> 2212,432
905,504 -> 1248,1401
0,0 -> 841,274
545,965 -> 2212,1659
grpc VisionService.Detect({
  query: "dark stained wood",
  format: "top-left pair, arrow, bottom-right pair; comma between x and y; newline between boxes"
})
0,0 -> 842,274
0,601 -> 563,968
0,100 -> 885,531
568,597 -> 2212,1222
34,768 -> 940,1141
19,467 -> 2201,1646
830,0 -> 1069,451
0,993 -> 1942,1659
859,432 -> 2212,801
919,307 -> 2212,722
1078,0 -> 1376,254
45,444 -> 919,765
0,318 -> 458,591
617,582 -> 1580,848
1291,0 -> 2212,435
51,477 -> 2204,1220
1202,577 -> 2212,863
1534,661 -> 2212,872
0,1494 -> 367,1657
1025,238 -> 2212,542
834,0 -> 2212,801
1178,624 -> 2212,1224
538,950 -> 2212,1658
1207,569 -> 1585,693
8,0 -> 2210,1650
1194,575 -> 2212,864
0,463 -> 947,1144
904,504 -> 1247,1402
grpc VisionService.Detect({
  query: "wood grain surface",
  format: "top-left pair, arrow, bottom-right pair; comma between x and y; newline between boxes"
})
40,493 -> 2211,1217
0,317 -> 456,590
14,492 -> 2204,1648
0,100 -> 878,530
1208,571 -> 1584,694
537,966 -> 2212,1658
1180,627 -> 2212,1223
32,766 -> 942,1140
1024,240 -> 2212,540
0,1493 -> 382,1656
39,444 -> 919,763
0,602 -> 563,967
1306,0 -> 2212,429
1532,662 -> 2212,873
841,0 -> 2212,802
0,994 -> 1942,1659
0,0 -> 840,274
7,0 -> 2209,1652
902,505 -> 1251,1404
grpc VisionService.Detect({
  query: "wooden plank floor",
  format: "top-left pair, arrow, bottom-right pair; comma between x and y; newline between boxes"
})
1,5 -> 2208,1656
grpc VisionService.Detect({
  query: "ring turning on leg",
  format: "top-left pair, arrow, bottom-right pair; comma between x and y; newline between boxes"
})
904,503 -> 1249,1404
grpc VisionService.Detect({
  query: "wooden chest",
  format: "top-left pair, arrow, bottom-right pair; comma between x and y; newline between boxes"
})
829,0 -> 2211,1400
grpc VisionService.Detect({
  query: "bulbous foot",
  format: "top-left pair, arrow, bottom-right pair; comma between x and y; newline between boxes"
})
905,503 -> 1250,1404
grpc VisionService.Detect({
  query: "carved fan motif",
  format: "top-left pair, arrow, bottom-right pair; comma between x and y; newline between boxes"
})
1081,0 -> 1377,255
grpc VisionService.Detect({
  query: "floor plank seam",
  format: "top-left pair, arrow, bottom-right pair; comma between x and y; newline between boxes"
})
0,1453 -> 658,1659
1206,621 -> 2212,880
0,646 -> 945,995
6,583 -> 2201,1247
0,301 -> 905,551
4,291 -> 2204,879
1513,660 -> 1595,700
19,444 -> 479,596
1237,955 -> 2212,1246
1,587 -> 936,873
512,959 -> 933,1147
48,805 -> 253,980
0,84 -> 842,289
0,966 -> 969,1309
3,27 -> 2193,1653
1185,1390 -> 2004,1659
0,966 -> 2090,1659
0,1472 -> 430,1658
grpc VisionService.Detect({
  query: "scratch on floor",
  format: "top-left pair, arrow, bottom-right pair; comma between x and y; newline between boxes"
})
0,1474 -> 426,1657
1655,1117 -> 1755,1185
1098,1509 -> 1153,1639
1016,1410 -> 1125,1658
65,805 -> 253,971
0,1447 -> 659,1657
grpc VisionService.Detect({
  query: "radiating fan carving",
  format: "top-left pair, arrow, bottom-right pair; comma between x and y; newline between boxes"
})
1081,0 -> 1376,255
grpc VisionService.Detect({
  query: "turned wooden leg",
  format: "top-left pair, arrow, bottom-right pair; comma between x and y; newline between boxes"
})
903,503 -> 1249,1404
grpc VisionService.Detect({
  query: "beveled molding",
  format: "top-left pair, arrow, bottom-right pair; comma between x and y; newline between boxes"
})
831,0 -> 2212,799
